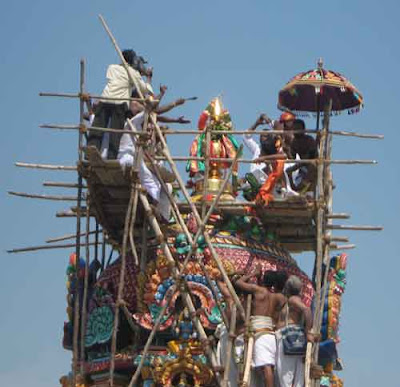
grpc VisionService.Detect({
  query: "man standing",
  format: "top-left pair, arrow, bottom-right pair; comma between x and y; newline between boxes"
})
275,275 -> 316,387
88,49 -> 152,159
235,266 -> 286,387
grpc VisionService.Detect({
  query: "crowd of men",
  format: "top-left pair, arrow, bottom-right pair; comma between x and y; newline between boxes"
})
218,269 -> 317,387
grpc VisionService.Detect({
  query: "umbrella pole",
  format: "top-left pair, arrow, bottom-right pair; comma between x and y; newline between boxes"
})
316,93 -> 321,130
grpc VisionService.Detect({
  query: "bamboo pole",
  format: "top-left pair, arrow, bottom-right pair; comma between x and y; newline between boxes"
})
305,102 -> 330,387
153,155 -> 378,165
8,191 -> 79,201
7,242 -> 100,254
109,183 -> 135,387
72,58 -> 86,385
108,107 -> 148,385
39,91 -> 149,102
140,128 -> 384,139
46,230 -> 101,243
325,236 -> 349,243
80,200 -> 91,373
43,181 -> 87,189
326,213 -> 350,219
15,162 -> 77,171
326,224 -> 383,231
222,304 -> 237,387
241,294 -> 253,387
329,244 -> 356,250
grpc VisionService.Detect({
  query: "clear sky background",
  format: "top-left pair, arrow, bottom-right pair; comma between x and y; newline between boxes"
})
1,1 -> 398,386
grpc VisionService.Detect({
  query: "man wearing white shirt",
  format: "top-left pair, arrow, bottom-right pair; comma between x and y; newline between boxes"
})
88,50 -> 152,159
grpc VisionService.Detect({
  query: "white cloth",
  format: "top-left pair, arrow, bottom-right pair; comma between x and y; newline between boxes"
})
216,324 -> 239,387
250,316 -> 276,368
89,113 -> 109,159
101,64 -> 152,104
118,112 -> 171,220
243,133 -> 268,184
276,328 -> 305,387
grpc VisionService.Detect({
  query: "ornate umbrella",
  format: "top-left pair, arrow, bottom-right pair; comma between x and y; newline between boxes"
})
278,59 -> 363,126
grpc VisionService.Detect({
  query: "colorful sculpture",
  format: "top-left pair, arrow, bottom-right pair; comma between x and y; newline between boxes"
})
186,97 -> 240,201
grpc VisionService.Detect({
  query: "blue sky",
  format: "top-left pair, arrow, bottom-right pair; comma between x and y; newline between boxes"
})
1,1 -> 398,386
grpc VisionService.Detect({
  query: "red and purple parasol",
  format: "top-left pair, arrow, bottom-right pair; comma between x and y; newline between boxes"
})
278,59 -> 364,123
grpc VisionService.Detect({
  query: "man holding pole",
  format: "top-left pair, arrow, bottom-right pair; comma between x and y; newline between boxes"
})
235,266 -> 287,387
88,49 -> 152,159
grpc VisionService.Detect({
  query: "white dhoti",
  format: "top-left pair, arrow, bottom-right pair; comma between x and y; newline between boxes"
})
251,316 -> 276,368
117,112 -> 171,221
215,323 -> 242,387
276,328 -> 305,387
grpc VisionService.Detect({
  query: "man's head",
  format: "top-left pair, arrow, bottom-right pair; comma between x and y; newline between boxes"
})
263,270 -> 277,288
284,275 -> 303,296
280,112 -> 296,129
274,271 -> 288,293
293,119 -> 306,136
122,49 -> 137,66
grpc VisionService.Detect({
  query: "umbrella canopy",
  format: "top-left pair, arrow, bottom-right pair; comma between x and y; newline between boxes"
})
278,59 -> 363,114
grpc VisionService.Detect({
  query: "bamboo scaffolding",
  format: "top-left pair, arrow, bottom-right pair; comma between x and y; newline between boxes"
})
15,162 -> 77,171
154,125 -> 246,320
305,102 -> 331,387
108,105 -> 148,386
8,191 -> 79,201
143,150 -> 229,328
129,148 -> 243,385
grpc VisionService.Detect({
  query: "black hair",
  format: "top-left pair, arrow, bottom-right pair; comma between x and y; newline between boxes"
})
274,271 -> 288,292
260,134 -> 278,156
293,119 -> 305,130
263,270 -> 277,288
122,49 -> 136,66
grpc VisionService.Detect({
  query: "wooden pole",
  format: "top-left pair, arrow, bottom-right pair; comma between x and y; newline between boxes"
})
7,242 -> 99,254
43,181 -> 87,189
80,199 -> 91,373
72,58 -> 86,386
8,191 -> 79,201
241,294 -> 253,387
40,91 -> 149,102
326,224 -> 383,231
46,230 -> 101,243
15,162 -> 77,171
222,304 -> 237,387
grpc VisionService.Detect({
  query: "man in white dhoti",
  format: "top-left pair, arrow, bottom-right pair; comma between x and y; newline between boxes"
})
275,276 -> 316,387
235,266 -> 287,387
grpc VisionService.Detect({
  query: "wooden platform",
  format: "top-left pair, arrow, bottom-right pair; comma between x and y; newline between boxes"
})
77,147 -> 316,252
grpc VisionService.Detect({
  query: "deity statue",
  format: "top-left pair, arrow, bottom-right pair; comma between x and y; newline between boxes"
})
186,97 -> 240,201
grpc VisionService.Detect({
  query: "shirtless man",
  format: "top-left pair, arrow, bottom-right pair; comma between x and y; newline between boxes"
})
235,266 -> 286,387
275,275 -> 316,387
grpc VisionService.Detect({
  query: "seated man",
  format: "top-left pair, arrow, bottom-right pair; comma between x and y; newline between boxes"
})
235,265 -> 286,387
88,49 -> 153,159
286,119 -> 318,195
